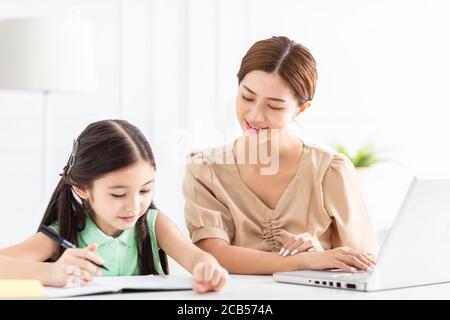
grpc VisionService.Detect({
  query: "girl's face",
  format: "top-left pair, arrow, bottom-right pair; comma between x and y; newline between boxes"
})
236,70 -> 309,143
75,160 -> 155,237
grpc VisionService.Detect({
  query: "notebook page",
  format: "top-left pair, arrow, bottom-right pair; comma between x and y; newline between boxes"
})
45,275 -> 192,298
93,275 -> 193,291
44,282 -> 117,299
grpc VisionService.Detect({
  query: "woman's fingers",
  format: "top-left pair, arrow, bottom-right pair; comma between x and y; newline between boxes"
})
285,238 -> 305,256
279,238 -> 296,256
281,233 -> 324,256
290,239 -> 315,255
356,253 -> 375,269
362,253 -> 376,265
340,253 -> 371,271
335,261 -> 357,273
341,248 -> 375,269
280,233 -> 310,255
366,253 -> 377,264
281,235 -> 309,256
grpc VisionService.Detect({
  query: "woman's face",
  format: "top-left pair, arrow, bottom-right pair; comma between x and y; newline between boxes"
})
236,70 -> 306,143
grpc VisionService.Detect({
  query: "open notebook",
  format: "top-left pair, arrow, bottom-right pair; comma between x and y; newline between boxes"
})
44,275 -> 192,298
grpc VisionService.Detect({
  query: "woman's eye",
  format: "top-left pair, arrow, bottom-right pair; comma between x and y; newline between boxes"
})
111,194 -> 125,198
242,94 -> 254,102
140,189 -> 151,194
268,104 -> 283,111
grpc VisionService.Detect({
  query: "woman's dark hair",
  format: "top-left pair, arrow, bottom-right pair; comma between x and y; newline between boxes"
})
237,36 -> 317,105
39,119 -> 168,275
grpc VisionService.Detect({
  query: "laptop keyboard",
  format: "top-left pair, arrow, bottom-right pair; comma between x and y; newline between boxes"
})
325,271 -> 371,280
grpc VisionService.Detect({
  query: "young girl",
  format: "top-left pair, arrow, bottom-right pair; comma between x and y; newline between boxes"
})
0,120 -> 228,293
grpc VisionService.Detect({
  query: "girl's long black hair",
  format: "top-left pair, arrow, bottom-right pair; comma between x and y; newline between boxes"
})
39,120 -> 168,275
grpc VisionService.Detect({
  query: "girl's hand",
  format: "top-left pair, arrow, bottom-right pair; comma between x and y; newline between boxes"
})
48,244 -> 103,287
305,247 -> 376,272
192,261 -> 229,293
279,233 -> 324,256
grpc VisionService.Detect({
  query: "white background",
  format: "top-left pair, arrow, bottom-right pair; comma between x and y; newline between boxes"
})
1,0 -> 450,249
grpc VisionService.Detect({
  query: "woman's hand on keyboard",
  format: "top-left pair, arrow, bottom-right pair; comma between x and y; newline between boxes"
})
305,247 -> 375,272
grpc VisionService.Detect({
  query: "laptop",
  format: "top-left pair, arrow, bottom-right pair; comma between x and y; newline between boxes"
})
273,177 -> 450,291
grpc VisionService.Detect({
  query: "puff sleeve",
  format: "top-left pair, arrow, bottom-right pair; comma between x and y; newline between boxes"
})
322,154 -> 378,254
182,156 -> 235,244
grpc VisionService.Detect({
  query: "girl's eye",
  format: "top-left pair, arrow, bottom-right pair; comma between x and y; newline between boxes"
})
140,189 -> 151,194
111,194 -> 125,198
242,94 -> 255,102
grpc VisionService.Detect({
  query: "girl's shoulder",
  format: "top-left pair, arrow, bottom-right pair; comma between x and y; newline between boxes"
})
146,208 -> 159,222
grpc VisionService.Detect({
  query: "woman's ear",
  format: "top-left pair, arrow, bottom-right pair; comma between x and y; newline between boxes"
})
72,185 -> 89,200
296,101 -> 312,117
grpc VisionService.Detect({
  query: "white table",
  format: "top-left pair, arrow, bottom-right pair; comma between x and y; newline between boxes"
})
69,274 -> 450,300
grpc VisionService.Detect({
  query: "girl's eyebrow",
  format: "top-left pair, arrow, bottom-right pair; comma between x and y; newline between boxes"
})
108,179 -> 154,189
242,85 -> 286,102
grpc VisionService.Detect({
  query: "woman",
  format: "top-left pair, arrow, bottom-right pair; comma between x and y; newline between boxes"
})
183,36 -> 377,274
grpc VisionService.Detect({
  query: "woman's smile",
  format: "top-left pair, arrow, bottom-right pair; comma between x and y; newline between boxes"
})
245,119 -> 268,134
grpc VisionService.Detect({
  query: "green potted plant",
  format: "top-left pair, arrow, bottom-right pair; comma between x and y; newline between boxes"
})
333,142 -> 384,168
333,141 -> 385,188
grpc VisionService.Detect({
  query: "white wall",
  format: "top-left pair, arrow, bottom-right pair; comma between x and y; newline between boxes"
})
1,0 -> 450,248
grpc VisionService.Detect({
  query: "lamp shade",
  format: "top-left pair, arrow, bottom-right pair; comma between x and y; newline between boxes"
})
0,17 -> 96,93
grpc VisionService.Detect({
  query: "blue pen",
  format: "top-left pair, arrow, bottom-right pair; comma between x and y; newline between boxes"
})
39,224 -> 109,271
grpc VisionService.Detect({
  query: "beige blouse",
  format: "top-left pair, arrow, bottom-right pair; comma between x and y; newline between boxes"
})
183,141 -> 378,254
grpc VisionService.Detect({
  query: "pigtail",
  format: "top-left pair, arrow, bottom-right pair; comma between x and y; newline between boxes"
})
136,202 -> 169,275
38,171 -> 87,260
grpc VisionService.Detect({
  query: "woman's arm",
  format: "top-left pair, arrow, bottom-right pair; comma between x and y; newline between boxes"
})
197,238 -> 309,274
198,238 -> 375,274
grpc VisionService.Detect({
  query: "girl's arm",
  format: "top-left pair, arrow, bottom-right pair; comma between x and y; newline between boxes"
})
197,238 -> 375,274
0,255 -> 53,284
155,213 -> 228,292
0,233 -> 104,287
0,233 -> 55,261
0,234 -> 55,284
155,213 -> 219,272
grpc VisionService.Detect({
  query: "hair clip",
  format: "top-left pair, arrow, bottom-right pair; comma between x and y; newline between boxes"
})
71,188 -> 83,204
67,139 -> 79,175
